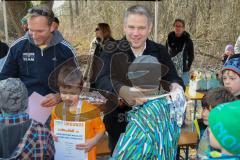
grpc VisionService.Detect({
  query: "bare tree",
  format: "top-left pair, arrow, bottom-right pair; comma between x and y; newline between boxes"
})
69,0 -> 74,27
39,0 -> 54,9
5,0 -> 54,38
6,1 -> 31,37
75,0 -> 79,16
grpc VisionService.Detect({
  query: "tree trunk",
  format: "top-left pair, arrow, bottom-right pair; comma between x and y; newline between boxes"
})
6,1 -> 32,37
75,0 -> 79,16
5,1 -> 53,38
39,1 -> 54,9
189,2 -> 197,36
69,0 -> 74,27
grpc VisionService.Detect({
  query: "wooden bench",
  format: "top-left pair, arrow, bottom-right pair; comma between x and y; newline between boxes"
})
178,130 -> 198,146
97,130 -> 198,158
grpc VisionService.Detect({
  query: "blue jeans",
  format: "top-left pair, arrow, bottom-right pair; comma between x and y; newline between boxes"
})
182,72 -> 190,85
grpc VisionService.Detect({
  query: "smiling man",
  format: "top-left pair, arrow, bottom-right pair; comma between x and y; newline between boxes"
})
111,5 -> 184,105
96,5 -> 184,153
0,7 -> 76,108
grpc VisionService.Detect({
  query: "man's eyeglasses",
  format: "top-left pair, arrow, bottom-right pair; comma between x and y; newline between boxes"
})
175,25 -> 184,28
28,8 -> 53,17
95,28 -> 100,32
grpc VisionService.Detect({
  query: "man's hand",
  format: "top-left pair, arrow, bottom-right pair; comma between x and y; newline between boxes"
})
41,93 -> 62,107
134,97 -> 148,106
170,83 -> 183,92
75,138 -> 96,152
119,86 -> 147,106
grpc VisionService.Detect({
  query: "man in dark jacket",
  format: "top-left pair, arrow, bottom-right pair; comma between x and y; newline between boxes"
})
0,7 -> 76,108
96,5 -> 184,153
166,19 -> 194,85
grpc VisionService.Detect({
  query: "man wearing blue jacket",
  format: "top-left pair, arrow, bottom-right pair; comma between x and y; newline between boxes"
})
0,7 -> 76,107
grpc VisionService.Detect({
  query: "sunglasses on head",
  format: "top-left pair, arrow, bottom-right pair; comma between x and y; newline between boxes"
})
95,28 -> 100,31
28,8 -> 52,17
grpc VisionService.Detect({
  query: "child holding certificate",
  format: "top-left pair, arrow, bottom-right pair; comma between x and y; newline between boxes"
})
50,64 -> 105,160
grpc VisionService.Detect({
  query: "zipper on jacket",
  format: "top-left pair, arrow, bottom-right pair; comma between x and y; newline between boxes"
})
41,49 -> 44,56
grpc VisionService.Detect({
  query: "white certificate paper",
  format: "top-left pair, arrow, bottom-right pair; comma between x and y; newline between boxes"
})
27,92 -> 54,124
54,120 -> 87,160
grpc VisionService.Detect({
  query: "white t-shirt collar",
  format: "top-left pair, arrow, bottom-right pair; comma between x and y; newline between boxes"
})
131,42 -> 146,58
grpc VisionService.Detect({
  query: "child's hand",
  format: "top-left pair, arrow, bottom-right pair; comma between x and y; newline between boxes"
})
51,131 -> 58,142
75,138 -> 96,152
41,93 -> 62,107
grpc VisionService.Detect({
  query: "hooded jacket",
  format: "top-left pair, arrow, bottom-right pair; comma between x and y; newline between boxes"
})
0,30 -> 76,96
166,31 -> 194,72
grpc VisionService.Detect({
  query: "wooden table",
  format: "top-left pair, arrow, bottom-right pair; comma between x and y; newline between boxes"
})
185,86 -> 204,120
177,130 -> 198,160
97,130 -> 199,158
178,130 -> 198,146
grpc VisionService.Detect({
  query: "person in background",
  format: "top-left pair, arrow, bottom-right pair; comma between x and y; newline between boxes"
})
222,44 -> 234,64
197,87 -> 236,159
208,100 -> 240,159
94,23 -> 114,56
53,17 -> 59,30
0,40 -> 9,71
21,17 -> 28,32
166,18 -> 194,85
222,56 -> 240,99
0,78 -> 54,159
85,23 -> 115,89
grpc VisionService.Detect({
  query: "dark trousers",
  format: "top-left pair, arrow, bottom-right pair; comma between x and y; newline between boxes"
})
103,106 -> 131,154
